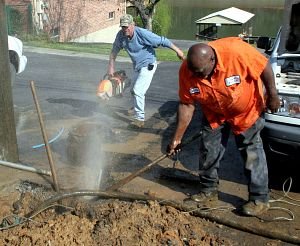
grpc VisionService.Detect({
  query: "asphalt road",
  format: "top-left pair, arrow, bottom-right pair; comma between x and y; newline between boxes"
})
15,47 -> 298,189
14,47 -> 249,192
15,47 -> 181,115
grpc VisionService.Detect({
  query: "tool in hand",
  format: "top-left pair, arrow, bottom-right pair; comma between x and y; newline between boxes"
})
96,70 -> 130,100
106,131 -> 202,192
173,152 -> 180,168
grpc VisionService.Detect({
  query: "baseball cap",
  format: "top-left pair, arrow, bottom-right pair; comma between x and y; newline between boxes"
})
120,14 -> 134,27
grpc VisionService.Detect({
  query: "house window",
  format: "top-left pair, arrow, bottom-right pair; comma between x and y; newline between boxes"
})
109,11 -> 115,19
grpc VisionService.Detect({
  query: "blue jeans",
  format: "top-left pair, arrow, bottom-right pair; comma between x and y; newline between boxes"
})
131,62 -> 157,121
199,116 -> 269,202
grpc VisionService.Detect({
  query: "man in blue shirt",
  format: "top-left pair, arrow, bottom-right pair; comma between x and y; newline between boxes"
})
108,14 -> 184,128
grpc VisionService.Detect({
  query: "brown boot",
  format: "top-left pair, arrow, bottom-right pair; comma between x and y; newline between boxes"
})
190,190 -> 218,203
241,200 -> 270,216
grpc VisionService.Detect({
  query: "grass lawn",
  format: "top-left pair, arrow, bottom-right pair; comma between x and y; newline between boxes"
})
24,39 -> 187,62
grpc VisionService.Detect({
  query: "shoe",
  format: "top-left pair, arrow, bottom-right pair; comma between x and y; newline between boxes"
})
127,107 -> 134,116
128,120 -> 144,129
190,190 -> 218,203
241,200 -> 270,216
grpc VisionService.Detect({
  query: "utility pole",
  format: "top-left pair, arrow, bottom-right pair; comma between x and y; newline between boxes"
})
0,0 -> 19,162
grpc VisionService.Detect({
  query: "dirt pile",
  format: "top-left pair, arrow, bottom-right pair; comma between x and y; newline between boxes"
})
0,185 -> 233,246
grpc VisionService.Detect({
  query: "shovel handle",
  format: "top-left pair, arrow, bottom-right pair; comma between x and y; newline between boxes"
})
105,131 -> 202,192
106,154 -> 167,192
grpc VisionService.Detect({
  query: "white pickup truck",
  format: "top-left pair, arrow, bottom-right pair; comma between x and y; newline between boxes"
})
8,35 -> 27,83
257,0 -> 300,163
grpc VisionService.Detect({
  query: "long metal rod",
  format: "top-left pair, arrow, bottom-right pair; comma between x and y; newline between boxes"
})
106,154 -> 167,192
30,80 -> 60,191
106,132 -> 203,192
0,160 -> 51,176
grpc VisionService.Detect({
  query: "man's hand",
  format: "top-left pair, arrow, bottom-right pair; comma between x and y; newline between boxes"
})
170,44 -> 185,61
261,63 -> 281,113
266,93 -> 281,113
166,140 -> 182,156
177,50 -> 185,60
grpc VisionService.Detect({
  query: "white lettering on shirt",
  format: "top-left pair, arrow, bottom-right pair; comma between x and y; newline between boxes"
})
189,87 -> 200,95
225,75 -> 241,86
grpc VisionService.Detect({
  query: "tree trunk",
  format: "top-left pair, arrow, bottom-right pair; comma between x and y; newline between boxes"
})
146,15 -> 152,30
128,0 -> 160,31
0,0 -> 19,162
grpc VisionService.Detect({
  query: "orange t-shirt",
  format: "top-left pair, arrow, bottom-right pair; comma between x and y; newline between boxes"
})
179,37 -> 268,135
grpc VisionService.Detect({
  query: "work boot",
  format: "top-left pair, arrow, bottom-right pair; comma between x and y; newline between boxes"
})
190,190 -> 218,203
241,200 -> 270,216
128,119 -> 144,129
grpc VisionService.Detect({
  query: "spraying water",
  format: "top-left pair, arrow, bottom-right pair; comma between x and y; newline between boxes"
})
67,123 -> 106,191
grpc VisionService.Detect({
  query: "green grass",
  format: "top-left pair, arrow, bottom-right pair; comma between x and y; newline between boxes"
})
24,38 -> 186,62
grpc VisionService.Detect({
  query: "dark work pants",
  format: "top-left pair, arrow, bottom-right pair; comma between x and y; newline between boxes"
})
198,116 -> 269,202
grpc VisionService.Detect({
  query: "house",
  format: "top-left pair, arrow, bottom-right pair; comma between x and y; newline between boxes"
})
5,0 -> 127,43
195,7 -> 255,40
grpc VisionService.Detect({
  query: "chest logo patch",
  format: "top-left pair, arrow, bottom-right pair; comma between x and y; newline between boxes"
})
189,87 -> 200,95
225,75 -> 241,86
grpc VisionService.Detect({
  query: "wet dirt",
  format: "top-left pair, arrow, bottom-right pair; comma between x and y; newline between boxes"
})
0,182 -> 290,246
0,184 -> 230,246
0,103 -> 299,245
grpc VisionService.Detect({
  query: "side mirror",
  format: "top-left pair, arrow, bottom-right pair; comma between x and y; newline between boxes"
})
256,37 -> 271,50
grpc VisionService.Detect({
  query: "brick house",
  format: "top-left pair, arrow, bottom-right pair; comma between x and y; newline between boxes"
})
5,0 -> 127,43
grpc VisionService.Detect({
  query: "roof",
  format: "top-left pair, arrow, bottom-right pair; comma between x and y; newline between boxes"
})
195,7 -> 254,25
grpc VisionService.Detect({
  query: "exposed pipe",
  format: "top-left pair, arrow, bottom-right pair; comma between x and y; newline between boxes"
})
0,160 -> 51,176
30,80 -> 59,192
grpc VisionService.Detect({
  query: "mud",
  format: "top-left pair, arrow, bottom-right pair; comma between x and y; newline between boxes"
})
0,182 -> 230,246
0,179 -> 297,246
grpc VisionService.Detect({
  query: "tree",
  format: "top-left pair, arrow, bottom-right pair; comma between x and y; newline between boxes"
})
128,0 -> 161,31
0,0 -> 19,162
152,1 -> 171,36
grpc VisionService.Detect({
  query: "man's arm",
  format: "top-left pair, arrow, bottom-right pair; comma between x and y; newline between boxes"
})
167,102 -> 195,155
107,52 -> 117,76
260,62 -> 281,113
139,29 -> 185,60
169,43 -> 185,60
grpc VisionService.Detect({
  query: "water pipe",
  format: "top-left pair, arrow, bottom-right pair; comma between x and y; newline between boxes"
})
0,160 -> 51,176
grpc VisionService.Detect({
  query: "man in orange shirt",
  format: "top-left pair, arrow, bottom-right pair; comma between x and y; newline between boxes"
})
167,37 -> 280,216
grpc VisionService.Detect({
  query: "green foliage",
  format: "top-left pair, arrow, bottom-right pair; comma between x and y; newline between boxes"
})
21,32 -> 51,42
153,1 -> 171,36
133,16 -> 144,28
6,6 -> 23,36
